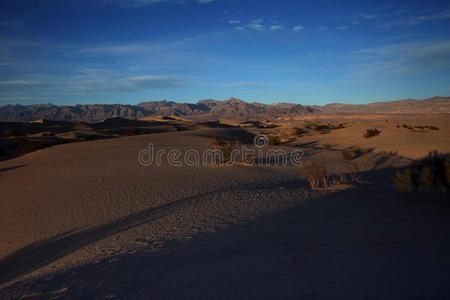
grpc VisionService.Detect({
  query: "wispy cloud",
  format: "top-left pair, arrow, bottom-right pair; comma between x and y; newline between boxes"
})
380,9 -> 450,28
72,75 -> 187,93
336,25 -> 348,30
100,0 -> 213,7
270,25 -> 282,31
229,20 -> 240,24
353,40 -> 450,76
248,23 -> 264,31
293,25 -> 304,31
316,26 -> 327,31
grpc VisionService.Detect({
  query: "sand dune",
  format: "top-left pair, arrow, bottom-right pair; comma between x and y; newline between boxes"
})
0,126 -> 449,298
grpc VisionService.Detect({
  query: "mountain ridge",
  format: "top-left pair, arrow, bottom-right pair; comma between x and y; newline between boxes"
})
0,96 -> 449,123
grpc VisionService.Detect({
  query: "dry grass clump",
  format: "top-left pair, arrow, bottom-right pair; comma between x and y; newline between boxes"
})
42,130 -> 56,137
341,150 -> 353,162
300,161 -> 359,189
268,135 -> 281,146
212,136 -> 237,161
391,151 -> 449,198
300,161 -> 328,189
364,128 -> 381,138
381,150 -> 399,157
341,146 -> 369,161
3,129 -> 26,138
322,143 -> 332,151
293,127 -> 308,137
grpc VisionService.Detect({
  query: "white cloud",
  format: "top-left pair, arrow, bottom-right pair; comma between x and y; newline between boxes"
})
234,26 -> 244,31
229,20 -> 240,24
270,25 -> 282,31
316,26 -> 327,31
353,40 -> 450,76
336,25 -> 348,30
381,9 -> 450,28
293,25 -> 304,31
248,23 -> 264,31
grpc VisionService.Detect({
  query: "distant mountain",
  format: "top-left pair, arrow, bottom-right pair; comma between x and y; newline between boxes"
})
314,97 -> 450,115
0,97 -> 448,122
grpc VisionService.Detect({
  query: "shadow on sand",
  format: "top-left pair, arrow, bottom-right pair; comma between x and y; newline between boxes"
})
1,166 -> 449,299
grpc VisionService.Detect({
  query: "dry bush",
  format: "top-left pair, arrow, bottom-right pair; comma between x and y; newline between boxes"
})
381,150 -> 399,157
322,143 -> 332,151
300,161 -> 360,189
341,150 -> 352,162
293,127 -> 308,136
300,161 -> 328,189
212,136 -> 227,148
391,151 -> 449,197
3,129 -> 26,138
428,125 -> 439,130
268,135 -> 281,145
332,163 -> 360,186
402,124 -> 413,130
212,137 -> 237,162
364,128 -> 381,138
42,130 -> 56,137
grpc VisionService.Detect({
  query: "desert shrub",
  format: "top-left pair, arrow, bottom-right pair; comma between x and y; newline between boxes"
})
391,151 -> 449,197
300,161 -> 328,189
4,129 -> 26,138
212,136 -> 227,148
212,137 -> 236,162
342,150 -> 352,162
382,150 -> 399,157
42,130 -> 56,137
293,127 -> 308,136
332,163 -> 360,186
268,136 -> 281,146
301,161 -> 360,189
402,124 -> 413,130
427,125 -> 439,130
220,141 -> 237,161
322,143 -> 332,151
305,123 -> 330,134
364,128 -> 381,138
15,138 -> 46,155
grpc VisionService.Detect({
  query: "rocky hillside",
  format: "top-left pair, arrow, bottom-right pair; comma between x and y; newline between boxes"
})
0,97 -> 448,122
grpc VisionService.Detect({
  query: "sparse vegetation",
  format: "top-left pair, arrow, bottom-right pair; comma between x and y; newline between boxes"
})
364,128 -> 381,138
293,127 -> 308,136
212,137 -> 237,161
268,135 -> 281,146
300,161 -> 328,189
42,130 -> 56,137
391,151 -> 449,198
341,150 -> 352,162
300,161 -> 360,189
381,150 -> 399,157
3,129 -> 26,138
322,143 -> 332,151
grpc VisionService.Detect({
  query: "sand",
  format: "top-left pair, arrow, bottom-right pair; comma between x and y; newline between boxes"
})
0,125 -> 449,299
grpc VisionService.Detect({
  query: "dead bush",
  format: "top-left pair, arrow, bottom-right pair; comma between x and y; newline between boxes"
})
322,143 -> 332,151
342,150 -> 352,162
268,136 -> 281,146
364,128 -> 381,138
391,151 -> 449,198
300,161 -> 328,189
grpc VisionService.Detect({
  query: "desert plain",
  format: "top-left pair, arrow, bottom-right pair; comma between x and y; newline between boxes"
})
0,112 -> 449,299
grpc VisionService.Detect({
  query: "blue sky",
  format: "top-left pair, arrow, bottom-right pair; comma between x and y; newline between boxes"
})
0,0 -> 450,105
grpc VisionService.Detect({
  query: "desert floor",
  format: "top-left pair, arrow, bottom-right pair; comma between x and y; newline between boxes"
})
1,121 -> 450,299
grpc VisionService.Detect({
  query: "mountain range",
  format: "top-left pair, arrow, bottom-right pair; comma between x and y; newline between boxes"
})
0,97 -> 448,123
